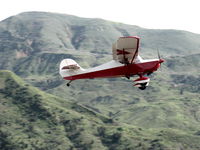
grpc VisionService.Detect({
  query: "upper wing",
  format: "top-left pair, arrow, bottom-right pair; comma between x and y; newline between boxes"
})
112,36 -> 140,64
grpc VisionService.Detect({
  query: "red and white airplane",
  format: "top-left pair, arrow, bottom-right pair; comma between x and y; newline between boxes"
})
59,36 -> 164,90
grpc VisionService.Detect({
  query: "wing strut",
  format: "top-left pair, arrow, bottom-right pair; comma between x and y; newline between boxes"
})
130,37 -> 140,64
123,48 -> 129,65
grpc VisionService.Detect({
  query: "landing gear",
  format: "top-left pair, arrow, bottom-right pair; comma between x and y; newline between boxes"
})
147,72 -> 153,76
133,76 -> 150,90
126,76 -> 130,79
66,80 -> 73,87
138,83 -> 147,90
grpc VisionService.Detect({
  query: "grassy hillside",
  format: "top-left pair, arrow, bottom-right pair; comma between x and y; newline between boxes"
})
1,70 -> 200,150
165,53 -> 200,74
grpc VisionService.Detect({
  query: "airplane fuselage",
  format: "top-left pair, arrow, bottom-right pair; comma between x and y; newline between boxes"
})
62,59 -> 163,81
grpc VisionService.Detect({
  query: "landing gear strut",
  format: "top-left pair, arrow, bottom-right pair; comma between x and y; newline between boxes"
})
126,76 -> 130,79
66,80 -> 73,87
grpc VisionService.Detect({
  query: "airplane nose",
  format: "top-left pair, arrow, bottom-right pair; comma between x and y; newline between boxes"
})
159,59 -> 164,63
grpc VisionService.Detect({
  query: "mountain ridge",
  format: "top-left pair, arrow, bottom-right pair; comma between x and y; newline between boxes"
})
1,12 -> 200,54
1,11 -> 200,77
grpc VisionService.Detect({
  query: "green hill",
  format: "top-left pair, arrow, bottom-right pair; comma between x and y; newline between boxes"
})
1,70 -> 200,150
166,53 -> 200,74
0,70 -> 144,149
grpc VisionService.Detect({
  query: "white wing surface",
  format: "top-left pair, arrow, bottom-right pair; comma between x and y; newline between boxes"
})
112,36 -> 140,64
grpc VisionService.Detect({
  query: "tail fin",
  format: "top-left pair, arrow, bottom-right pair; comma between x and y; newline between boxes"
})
59,59 -> 84,78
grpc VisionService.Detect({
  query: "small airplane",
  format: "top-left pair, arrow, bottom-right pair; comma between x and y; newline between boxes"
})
59,36 -> 164,90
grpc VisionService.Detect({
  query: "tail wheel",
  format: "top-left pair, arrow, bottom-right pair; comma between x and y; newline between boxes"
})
66,80 -> 73,87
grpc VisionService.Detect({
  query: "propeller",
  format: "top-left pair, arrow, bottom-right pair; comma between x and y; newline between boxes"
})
157,48 -> 164,69
157,48 -> 161,60
147,48 -> 164,76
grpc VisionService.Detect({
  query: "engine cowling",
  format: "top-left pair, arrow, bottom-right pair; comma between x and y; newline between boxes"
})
133,76 -> 150,90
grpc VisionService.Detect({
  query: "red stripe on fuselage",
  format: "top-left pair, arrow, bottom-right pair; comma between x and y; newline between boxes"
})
63,61 -> 159,81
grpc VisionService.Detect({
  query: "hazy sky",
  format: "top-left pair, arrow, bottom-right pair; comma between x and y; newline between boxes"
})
1,0 -> 200,34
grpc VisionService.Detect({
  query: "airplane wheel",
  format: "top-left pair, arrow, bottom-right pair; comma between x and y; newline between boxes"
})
139,86 -> 146,90
66,80 -> 73,87
138,83 -> 147,90
147,72 -> 152,76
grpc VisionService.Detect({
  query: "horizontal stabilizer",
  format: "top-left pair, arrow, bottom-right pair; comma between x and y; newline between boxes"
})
62,64 -> 80,70
60,59 -> 83,75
